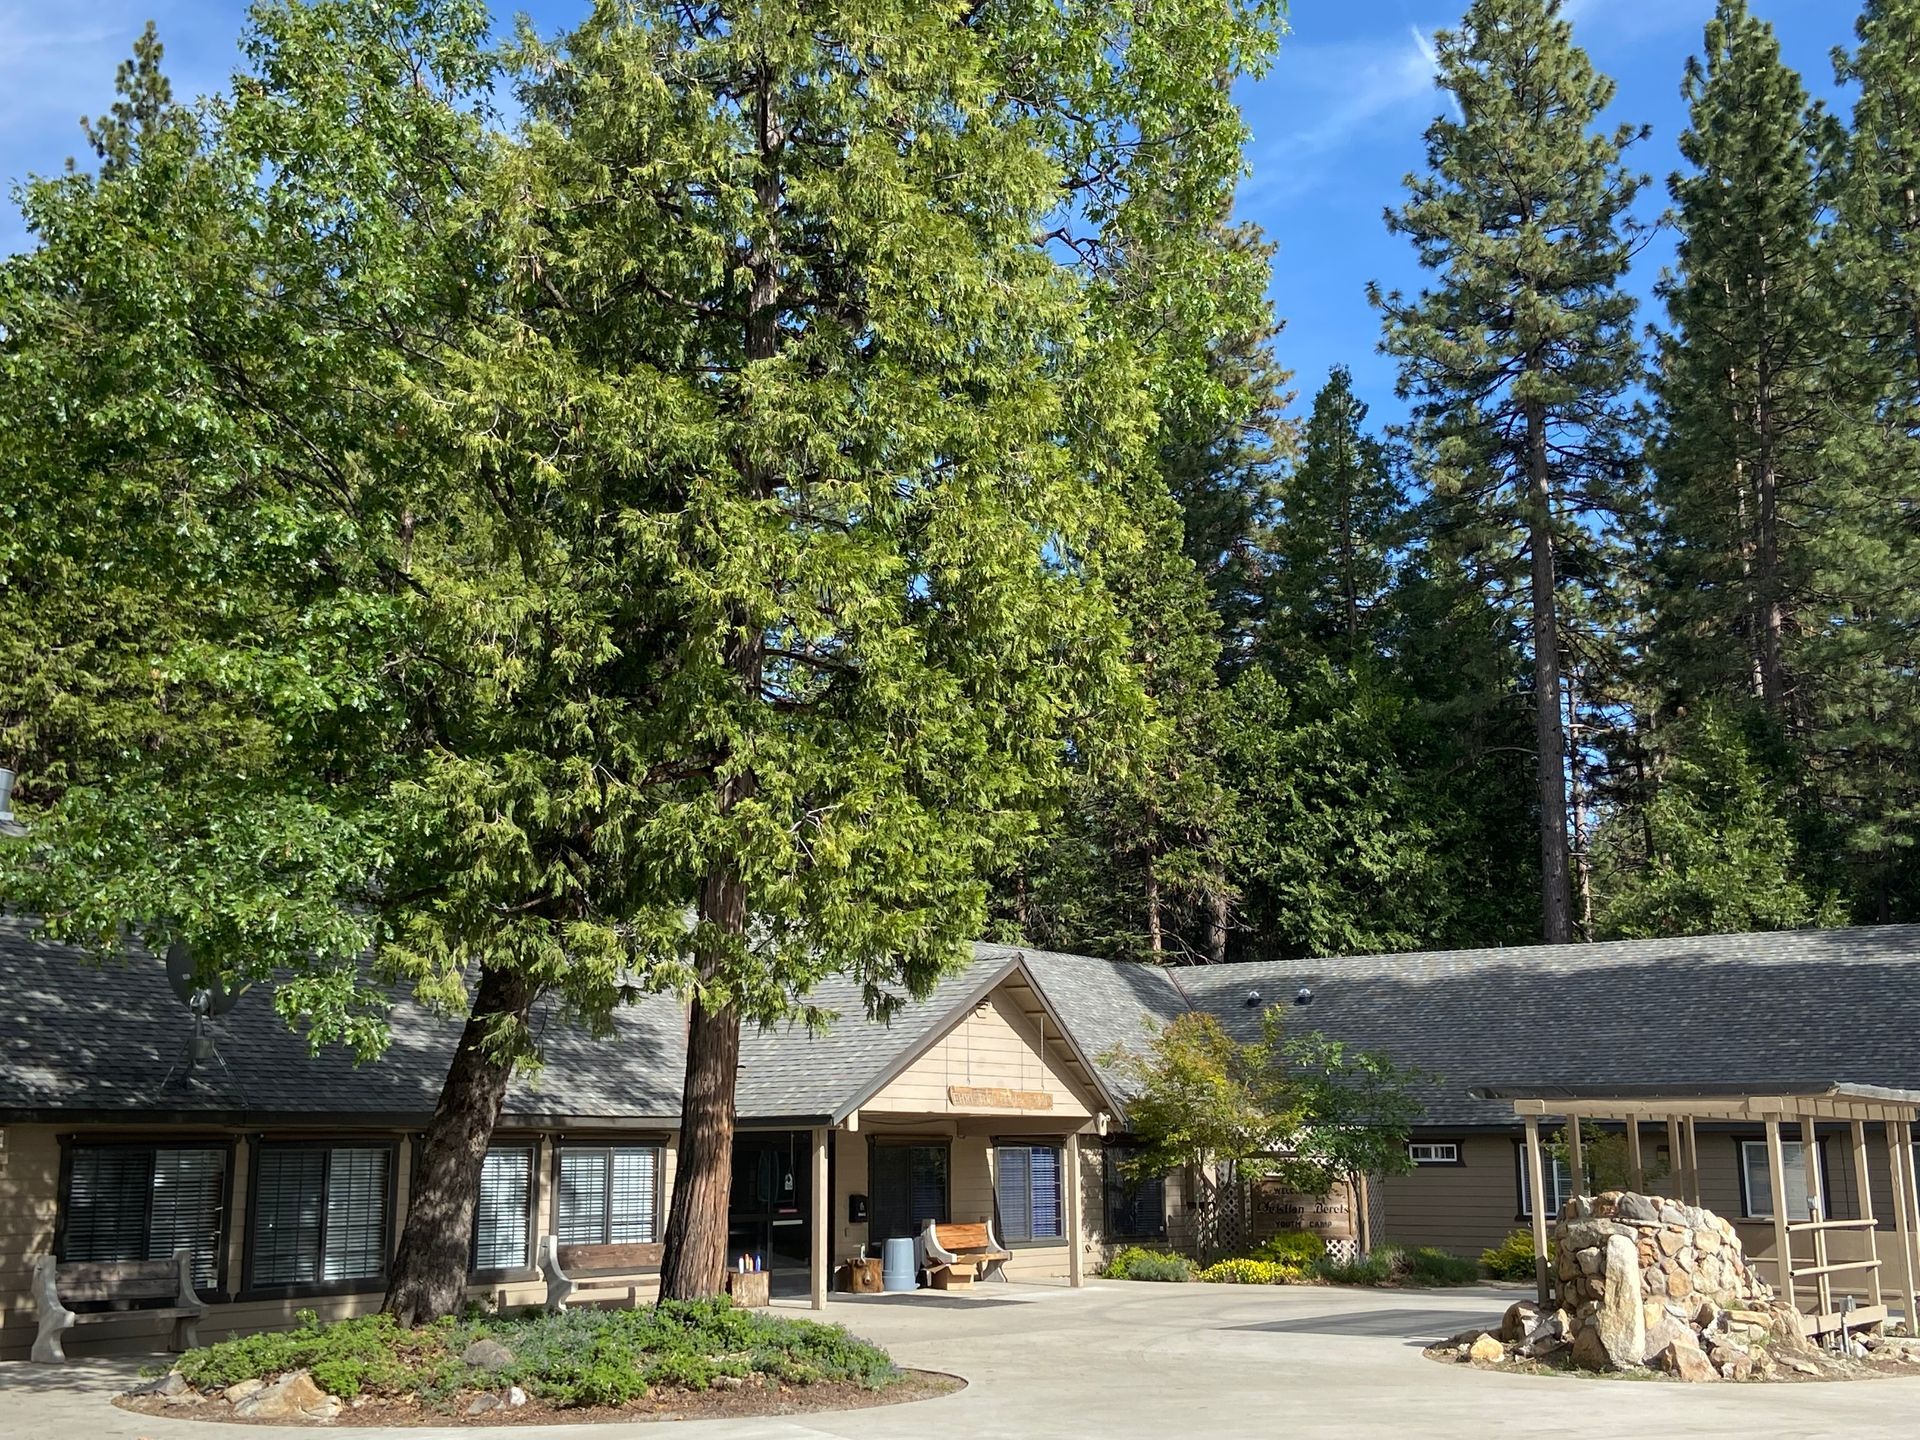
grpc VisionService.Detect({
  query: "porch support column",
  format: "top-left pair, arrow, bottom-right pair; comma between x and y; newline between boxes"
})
1066,1131 -> 1084,1288
1892,1115 -> 1920,1331
1524,1115 -> 1550,1306
1800,1115 -> 1832,1319
1683,1117 -> 1701,1206
811,1126 -> 829,1311
1625,1119 -> 1644,1193
1765,1117 -> 1795,1315
1851,1119 -> 1883,1312
1565,1115 -> 1585,1200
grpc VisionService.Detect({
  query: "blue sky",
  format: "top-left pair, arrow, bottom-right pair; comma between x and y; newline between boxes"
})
0,0 -> 1862,424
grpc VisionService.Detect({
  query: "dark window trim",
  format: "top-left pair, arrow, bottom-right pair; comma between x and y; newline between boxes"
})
468,1143 -> 539,1283
55,1133 -> 240,1301
1407,1139 -> 1467,1168
550,1141 -> 664,1249
242,1138 -> 400,1301
866,1136 -> 953,1238
1732,1133 -> 1833,1221
1100,1141 -> 1167,1241
1511,1138 -> 1575,1224
993,1139 -> 1067,1248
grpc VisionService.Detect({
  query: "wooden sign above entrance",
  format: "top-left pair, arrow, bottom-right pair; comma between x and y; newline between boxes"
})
948,1085 -> 1054,1111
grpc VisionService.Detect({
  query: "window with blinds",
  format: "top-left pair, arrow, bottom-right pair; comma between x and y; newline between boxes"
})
1101,1147 -> 1166,1240
555,1146 -> 659,1247
471,1147 -> 534,1273
249,1144 -> 391,1290
995,1143 -> 1064,1243
63,1144 -> 227,1289
868,1143 -> 949,1242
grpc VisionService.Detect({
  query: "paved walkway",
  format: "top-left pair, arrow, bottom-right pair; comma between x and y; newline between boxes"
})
8,1281 -> 1920,1440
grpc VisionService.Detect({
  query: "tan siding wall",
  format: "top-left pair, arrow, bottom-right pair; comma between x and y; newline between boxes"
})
1383,1135 -> 1522,1256
0,1125 -> 677,1361
864,992 -> 1091,1119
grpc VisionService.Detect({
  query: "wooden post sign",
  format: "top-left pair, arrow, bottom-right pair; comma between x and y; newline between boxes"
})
1249,1177 -> 1357,1244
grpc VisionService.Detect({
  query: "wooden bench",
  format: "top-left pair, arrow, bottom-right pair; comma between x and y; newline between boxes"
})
919,1220 -> 1012,1288
31,1248 -> 205,1363
537,1237 -> 663,1314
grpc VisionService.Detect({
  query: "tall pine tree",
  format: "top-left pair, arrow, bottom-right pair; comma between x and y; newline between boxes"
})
1373,0 -> 1646,944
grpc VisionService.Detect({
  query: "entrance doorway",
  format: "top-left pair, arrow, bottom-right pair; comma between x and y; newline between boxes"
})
728,1130 -> 813,1298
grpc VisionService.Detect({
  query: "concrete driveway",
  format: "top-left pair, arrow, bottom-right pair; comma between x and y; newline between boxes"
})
7,1280 -> 1920,1440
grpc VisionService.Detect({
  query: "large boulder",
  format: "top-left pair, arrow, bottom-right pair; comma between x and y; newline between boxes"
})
1587,1234 -> 1646,1370
232,1371 -> 341,1422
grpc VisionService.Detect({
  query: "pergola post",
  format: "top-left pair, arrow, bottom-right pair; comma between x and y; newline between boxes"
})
1800,1114 -> 1832,1319
1625,1119 -> 1644,1193
1566,1115 -> 1585,1200
1765,1118 -> 1795,1315
810,1126 -> 829,1311
1852,1119 -> 1884,1312
1524,1115 -> 1551,1306
1893,1117 -> 1920,1331
1066,1131 -> 1084,1288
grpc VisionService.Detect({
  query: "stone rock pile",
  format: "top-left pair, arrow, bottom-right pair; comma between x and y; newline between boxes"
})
1440,1190 -> 1890,1381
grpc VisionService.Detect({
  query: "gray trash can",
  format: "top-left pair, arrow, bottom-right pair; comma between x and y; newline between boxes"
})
882,1235 -> 918,1292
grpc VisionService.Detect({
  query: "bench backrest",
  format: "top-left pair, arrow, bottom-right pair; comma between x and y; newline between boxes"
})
53,1258 -> 180,1303
932,1222 -> 993,1252
557,1241 -> 664,1274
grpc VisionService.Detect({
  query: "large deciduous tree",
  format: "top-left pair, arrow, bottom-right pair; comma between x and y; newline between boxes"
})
1372,0 -> 1646,945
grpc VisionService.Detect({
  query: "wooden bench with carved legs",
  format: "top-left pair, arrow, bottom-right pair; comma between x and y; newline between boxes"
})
31,1248 -> 205,1363
536,1237 -> 663,1314
919,1219 -> 1013,1288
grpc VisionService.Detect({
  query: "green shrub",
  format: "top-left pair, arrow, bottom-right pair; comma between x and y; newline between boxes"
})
1101,1246 -> 1193,1282
1248,1231 -> 1327,1274
1312,1243 -> 1479,1287
1197,1257 -> 1298,1284
1402,1246 -> 1480,1286
169,1298 -> 899,1411
1481,1229 -> 1539,1282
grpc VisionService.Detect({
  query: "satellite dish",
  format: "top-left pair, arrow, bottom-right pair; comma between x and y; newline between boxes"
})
164,939 -> 249,1016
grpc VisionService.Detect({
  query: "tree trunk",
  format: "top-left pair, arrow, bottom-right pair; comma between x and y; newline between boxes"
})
1564,667 -> 1593,941
657,51 -> 781,1303
1143,848 -> 1164,961
1524,400 -> 1574,944
656,980 -> 742,1300
1206,884 -> 1229,966
383,964 -> 535,1326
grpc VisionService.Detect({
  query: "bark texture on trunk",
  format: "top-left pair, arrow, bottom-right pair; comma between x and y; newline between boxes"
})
1524,400 -> 1574,945
1206,885 -> 1229,966
383,964 -> 534,1326
657,52 -> 781,1303
1143,850 -> 1163,961
656,985 -> 742,1300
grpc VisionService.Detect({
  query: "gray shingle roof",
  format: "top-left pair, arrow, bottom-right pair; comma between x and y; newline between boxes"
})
735,947 -> 1020,1121
998,942 -> 1187,1099
1173,926 -> 1920,1128
0,915 -> 687,1124
12,909 -> 1918,1134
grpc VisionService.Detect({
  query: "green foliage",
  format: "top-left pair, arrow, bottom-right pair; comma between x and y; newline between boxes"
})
1105,1010 -> 1419,1201
1481,1230 -> 1542,1283
1197,1258 -> 1298,1285
1250,1231 -> 1329,1268
1595,707 -> 1841,939
1312,1244 -> 1477,1288
170,1301 -> 899,1409
1374,0 -> 1649,944
1101,1246 -> 1194,1283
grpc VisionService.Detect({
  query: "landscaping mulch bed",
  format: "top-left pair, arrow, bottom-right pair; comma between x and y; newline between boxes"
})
117,1369 -> 965,1426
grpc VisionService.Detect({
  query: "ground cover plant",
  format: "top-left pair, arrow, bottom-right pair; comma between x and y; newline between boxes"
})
168,1300 -> 900,1411
1193,1237 -> 1481,1288
1100,1246 -> 1195,1282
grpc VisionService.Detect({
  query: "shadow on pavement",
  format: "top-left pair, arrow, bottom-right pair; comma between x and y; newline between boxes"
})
1225,1308 -> 1479,1341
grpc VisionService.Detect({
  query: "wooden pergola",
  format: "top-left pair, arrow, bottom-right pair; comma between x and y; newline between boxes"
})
1472,1083 -> 1920,1338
